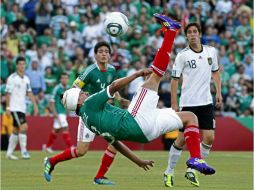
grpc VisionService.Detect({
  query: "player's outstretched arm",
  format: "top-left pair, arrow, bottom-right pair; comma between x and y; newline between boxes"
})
112,141 -> 154,171
109,68 -> 152,96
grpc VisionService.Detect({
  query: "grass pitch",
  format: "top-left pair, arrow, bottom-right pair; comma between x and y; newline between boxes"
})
1,151 -> 253,190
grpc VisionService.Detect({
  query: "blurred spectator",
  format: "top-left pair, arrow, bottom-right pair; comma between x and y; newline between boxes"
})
223,87 -> 240,117
229,65 -> 251,86
237,85 -> 252,115
35,0 -> 52,36
67,21 -> 83,55
36,28 -> 53,47
1,112 -> 13,150
26,59 -> 46,96
215,0 -> 232,15
50,7 -> 69,37
18,23 -> 33,47
23,0 -> 37,29
243,54 -> 253,80
219,65 -> 230,98
6,25 -> 20,57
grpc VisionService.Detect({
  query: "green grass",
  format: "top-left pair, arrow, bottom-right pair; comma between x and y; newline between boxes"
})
1,151 -> 253,190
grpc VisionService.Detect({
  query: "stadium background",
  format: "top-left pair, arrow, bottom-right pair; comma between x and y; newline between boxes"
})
0,0 -> 253,151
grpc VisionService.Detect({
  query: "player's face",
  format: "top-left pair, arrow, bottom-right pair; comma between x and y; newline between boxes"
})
78,92 -> 89,104
95,46 -> 110,64
16,61 -> 26,73
61,75 -> 69,86
186,26 -> 201,45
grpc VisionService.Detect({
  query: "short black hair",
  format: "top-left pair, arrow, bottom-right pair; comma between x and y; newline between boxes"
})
94,41 -> 111,54
184,23 -> 201,36
16,56 -> 26,65
61,72 -> 68,77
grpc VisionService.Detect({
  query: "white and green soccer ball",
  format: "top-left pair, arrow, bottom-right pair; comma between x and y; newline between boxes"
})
103,12 -> 129,37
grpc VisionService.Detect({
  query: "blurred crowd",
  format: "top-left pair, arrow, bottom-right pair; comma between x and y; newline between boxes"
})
0,0 -> 253,117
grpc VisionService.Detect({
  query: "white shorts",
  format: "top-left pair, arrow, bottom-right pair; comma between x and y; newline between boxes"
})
77,116 -> 96,142
53,114 -> 68,129
128,87 -> 183,142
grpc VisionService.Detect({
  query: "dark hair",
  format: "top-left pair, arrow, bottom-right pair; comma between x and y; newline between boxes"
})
16,56 -> 26,65
94,41 -> 111,54
184,23 -> 201,36
61,72 -> 68,77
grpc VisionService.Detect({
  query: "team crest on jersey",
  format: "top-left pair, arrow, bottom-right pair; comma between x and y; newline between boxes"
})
207,57 -> 212,65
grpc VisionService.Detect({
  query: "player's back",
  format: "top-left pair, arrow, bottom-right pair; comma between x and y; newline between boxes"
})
79,89 -> 149,143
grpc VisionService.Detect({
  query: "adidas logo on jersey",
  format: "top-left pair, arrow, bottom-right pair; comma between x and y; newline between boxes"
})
96,79 -> 101,83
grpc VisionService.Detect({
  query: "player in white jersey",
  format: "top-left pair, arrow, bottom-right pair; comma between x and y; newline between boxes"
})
164,23 -> 222,187
5,56 -> 38,160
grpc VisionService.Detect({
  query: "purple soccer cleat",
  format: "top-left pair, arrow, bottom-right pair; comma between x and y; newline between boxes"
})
186,158 -> 216,175
153,13 -> 181,30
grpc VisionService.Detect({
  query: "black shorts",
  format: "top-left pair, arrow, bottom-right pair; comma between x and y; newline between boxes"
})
179,104 -> 215,132
11,112 -> 27,128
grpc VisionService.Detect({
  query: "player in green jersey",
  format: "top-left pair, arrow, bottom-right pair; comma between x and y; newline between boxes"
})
43,73 -> 73,152
44,14 -> 215,186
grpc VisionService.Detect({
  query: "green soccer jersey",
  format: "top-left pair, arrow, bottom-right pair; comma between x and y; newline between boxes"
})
79,88 -> 149,143
51,84 -> 70,114
73,63 -> 116,94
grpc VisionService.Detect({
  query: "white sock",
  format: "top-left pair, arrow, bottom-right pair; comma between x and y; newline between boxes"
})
19,133 -> 27,154
6,133 -> 18,155
200,141 -> 212,158
164,145 -> 182,175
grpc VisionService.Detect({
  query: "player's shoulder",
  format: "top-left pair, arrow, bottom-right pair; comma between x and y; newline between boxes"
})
203,45 -> 216,52
177,46 -> 190,55
23,74 -> 30,81
7,73 -> 17,80
53,84 -> 62,92
107,64 -> 116,71
82,64 -> 97,74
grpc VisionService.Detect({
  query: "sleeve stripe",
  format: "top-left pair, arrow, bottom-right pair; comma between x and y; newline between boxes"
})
79,65 -> 96,80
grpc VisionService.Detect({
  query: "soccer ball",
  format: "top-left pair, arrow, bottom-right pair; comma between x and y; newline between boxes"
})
104,12 -> 129,37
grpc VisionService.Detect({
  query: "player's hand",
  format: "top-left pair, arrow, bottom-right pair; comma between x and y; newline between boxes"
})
171,103 -> 179,112
120,98 -> 130,107
33,106 -> 39,116
137,160 -> 154,171
215,93 -> 223,108
137,68 -> 153,77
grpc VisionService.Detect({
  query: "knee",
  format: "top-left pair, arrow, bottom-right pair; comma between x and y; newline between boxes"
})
76,143 -> 89,157
203,133 -> 215,145
19,124 -> 28,133
187,112 -> 198,124
107,144 -> 117,153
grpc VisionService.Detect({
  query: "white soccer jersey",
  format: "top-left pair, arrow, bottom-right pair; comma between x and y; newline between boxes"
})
6,73 -> 32,113
171,45 -> 219,107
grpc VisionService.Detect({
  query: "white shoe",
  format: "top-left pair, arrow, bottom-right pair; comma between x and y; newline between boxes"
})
21,151 -> 31,159
42,144 -> 54,153
6,154 -> 19,160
